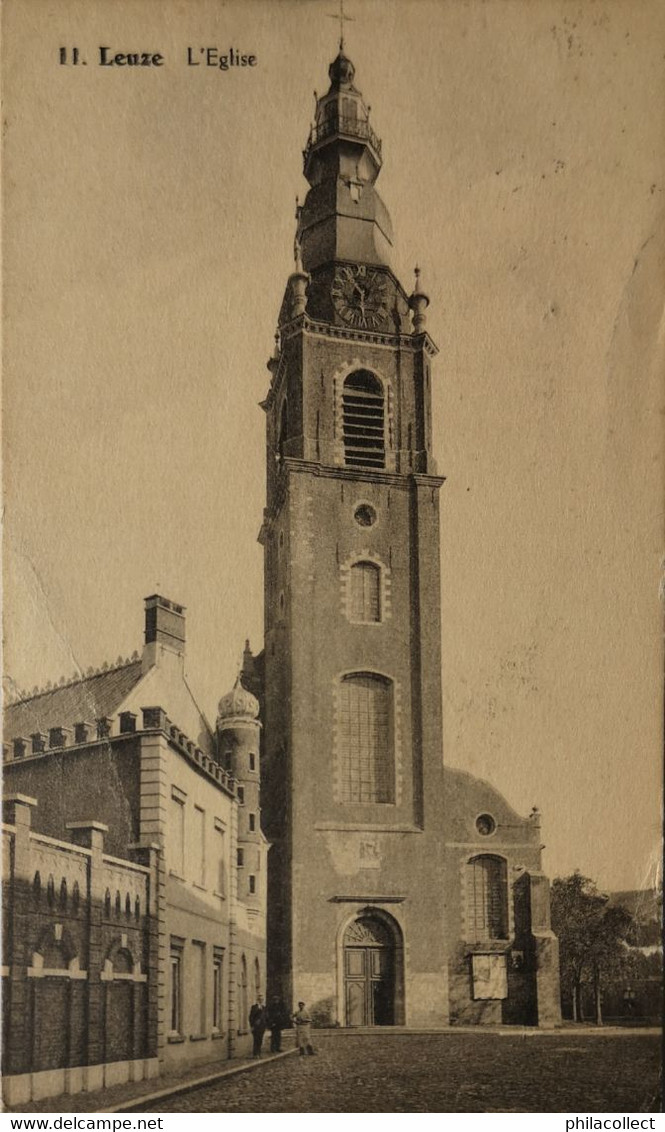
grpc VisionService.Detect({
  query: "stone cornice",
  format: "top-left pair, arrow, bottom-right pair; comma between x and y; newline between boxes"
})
261,460 -> 445,525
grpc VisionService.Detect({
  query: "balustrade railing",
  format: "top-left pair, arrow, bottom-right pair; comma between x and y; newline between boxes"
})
306,114 -> 382,158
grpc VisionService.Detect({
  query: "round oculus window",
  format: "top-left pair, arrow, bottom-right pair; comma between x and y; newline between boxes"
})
475,813 -> 496,836
354,503 -> 377,528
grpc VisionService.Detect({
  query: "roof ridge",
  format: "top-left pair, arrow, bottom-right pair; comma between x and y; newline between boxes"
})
6,653 -> 142,706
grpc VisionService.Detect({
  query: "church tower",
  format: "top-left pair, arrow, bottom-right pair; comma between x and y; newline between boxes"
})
260,45 -> 449,1026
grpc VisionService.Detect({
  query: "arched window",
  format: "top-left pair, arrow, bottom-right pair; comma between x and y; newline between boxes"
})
59,878 -> 68,909
104,889 -> 112,917
349,561 -> 381,622
278,398 -> 288,462
115,891 -> 122,917
466,855 -> 509,940
337,673 -> 394,804
238,954 -> 248,1034
113,947 -> 133,975
254,957 -> 261,999
342,371 -> 385,469
125,893 -> 132,918
33,871 -> 41,903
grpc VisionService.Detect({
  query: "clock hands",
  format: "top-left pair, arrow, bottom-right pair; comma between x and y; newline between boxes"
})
332,265 -> 389,328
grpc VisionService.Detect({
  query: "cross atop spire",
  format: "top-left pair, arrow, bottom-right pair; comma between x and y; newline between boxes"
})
327,0 -> 354,51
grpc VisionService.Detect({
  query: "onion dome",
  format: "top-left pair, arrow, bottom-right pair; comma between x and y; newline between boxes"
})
217,675 -> 259,723
328,50 -> 356,89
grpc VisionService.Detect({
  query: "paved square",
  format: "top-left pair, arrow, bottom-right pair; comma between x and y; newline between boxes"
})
146,1032 -> 661,1113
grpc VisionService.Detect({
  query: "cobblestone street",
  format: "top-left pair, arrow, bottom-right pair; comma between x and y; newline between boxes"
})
141,1032 -> 660,1114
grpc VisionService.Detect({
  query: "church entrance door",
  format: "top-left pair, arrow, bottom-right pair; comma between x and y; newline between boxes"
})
343,916 -> 395,1026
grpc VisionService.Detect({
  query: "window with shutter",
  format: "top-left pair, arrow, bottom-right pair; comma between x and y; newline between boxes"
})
342,371 -> 385,469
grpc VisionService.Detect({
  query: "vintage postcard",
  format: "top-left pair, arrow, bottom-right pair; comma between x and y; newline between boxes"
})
2,0 -> 663,1116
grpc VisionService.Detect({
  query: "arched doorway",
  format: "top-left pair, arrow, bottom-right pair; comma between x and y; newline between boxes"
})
343,914 -> 398,1026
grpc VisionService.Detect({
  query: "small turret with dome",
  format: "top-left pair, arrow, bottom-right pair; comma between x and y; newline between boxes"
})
216,668 -> 263,908
217,675 -> 260,725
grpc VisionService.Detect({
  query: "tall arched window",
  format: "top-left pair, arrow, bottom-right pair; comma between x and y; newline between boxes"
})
349,561 -> 381,622
337,673 -> 394,804
342,371 -> 385,469
254,957 -> 261,999
238,954 -> 248,1034
466,855 -> 509,940
278,398 -> 288,462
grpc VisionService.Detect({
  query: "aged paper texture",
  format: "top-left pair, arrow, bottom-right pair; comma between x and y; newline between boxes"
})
2,0 -> 663,1114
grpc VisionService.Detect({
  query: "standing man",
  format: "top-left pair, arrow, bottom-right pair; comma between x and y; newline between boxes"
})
249,994 -> 267,1058
292,1000 -> 316,1056
266,994 -> 287,1053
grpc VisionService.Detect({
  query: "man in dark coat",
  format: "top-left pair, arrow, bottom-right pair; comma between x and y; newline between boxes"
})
249,994 -> 267,1057
266,995 -> 288,1053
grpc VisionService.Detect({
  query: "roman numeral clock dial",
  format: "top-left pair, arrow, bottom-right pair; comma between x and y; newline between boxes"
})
331,265 -> 389,329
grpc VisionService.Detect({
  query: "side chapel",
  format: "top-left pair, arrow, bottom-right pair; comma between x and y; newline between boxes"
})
246,43 -> 561,1028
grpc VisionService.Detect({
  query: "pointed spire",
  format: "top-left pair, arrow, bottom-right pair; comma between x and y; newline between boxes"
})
294,235 -> 304,275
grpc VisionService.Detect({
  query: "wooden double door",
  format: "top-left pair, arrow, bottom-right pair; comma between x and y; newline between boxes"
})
343,916 -> 395,1026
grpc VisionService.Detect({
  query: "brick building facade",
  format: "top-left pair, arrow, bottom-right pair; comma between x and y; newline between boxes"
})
2,596 -> 267,1106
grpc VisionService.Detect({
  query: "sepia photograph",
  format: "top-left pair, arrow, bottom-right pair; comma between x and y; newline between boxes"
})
2,0 -> 663,1116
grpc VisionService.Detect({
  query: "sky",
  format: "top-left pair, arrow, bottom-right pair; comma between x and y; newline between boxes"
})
3,0 -> 664,892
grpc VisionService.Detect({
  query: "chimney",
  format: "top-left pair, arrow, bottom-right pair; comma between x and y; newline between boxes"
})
142,594 -> 186,672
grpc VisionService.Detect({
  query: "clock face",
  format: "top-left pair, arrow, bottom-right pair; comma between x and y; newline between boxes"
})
331,265 -> 390,329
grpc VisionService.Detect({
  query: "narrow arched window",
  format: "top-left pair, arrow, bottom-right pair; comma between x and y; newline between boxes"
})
115,890 -> 122,917
337,673 -> 394,804
33,871 -> 41,903
125,893 -> 132,918
104,889 -> 112,917
342,371 -> 385,469
238,954 -> 248,1034
466,855 -> 509,940
59,878 -> 68,909
278,398 -> 288,462
349,561 -> 381,622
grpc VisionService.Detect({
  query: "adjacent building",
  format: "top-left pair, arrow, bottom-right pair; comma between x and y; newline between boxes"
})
2,596 -> 267,1106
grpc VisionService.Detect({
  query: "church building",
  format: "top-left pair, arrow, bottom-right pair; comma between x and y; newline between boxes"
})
252,44 -> 561,1029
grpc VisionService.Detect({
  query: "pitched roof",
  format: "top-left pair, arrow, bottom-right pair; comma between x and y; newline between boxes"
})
4,660 -> 144,741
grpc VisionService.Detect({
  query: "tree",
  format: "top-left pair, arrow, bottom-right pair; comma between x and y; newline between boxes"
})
551,872 -> 632,1024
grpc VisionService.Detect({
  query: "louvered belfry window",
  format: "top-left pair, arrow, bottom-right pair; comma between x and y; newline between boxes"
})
338,673 -> 394,803
466,855 -> 508,939
342,371 -> 385,469
349,561 -> 381,622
